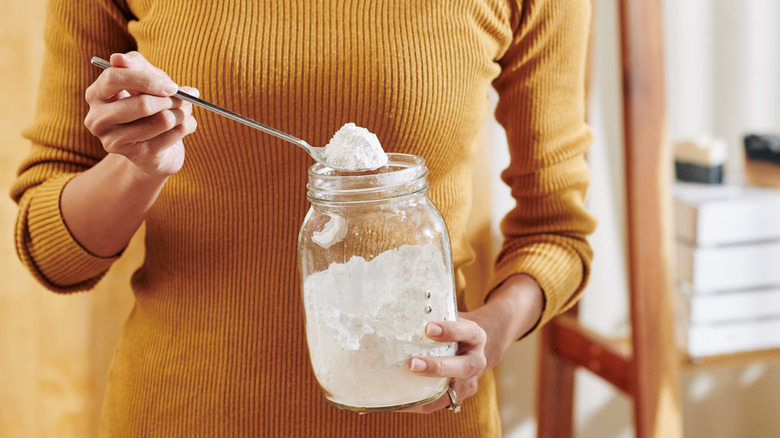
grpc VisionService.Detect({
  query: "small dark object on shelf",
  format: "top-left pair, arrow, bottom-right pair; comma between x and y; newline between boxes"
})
675,162 -> 723,184
744,134 -> 780,164
673,138 -> 726,184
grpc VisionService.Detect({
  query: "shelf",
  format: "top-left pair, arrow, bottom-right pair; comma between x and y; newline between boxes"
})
680,347 -> 780,370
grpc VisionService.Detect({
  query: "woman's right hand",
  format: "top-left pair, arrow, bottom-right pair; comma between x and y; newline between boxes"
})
84,51 -> 198,178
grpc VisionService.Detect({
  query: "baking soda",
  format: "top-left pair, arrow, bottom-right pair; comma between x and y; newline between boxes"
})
323,123 -> 388,171
302,243 -> 457,409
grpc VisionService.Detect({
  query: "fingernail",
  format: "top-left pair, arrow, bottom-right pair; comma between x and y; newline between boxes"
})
410,358 -> 427,372
164,82 -> 179,95
426,323 -> 443,337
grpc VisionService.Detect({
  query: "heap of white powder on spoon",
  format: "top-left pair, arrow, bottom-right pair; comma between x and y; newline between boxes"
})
322,123 -> 388,171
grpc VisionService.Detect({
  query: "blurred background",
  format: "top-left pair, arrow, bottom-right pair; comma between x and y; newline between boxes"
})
2,0 -> 779,437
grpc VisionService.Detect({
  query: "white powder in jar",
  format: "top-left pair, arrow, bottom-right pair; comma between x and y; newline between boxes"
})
303,242 -> 457,409
322,123 -> 388,171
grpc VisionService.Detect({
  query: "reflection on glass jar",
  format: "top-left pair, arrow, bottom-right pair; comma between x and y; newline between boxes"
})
298,154 -> 458,412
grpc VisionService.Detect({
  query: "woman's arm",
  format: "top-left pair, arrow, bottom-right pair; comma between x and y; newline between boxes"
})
62,52 -> 197,257
406,0 -> 595,414
61,153 -> 168,257
11,0 -> 196,291
474,274 -> 545,368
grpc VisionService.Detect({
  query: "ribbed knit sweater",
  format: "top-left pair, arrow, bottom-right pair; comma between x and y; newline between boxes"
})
11,0 -> 595,436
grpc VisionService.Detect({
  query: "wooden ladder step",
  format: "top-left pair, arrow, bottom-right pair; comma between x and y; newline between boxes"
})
550,315 -> 634,395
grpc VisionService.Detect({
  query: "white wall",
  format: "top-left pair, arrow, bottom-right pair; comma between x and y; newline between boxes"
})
665,0 -> 780,179
496,0 -> 780,437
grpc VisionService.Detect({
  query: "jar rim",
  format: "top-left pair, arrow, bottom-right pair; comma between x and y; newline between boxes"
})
308,153 -> 425,179
307,153 -> 429,202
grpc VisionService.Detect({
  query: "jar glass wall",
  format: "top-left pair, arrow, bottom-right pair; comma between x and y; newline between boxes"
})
298,154 -> 458,412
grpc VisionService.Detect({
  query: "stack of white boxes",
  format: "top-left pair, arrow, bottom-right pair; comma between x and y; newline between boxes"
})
674,182 -> 780,359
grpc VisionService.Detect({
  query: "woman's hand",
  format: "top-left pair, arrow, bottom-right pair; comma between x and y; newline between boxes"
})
84,51 -> 198,178
403,274 -> 545,414
59,51 -> 199,257
404,316 -> 488,413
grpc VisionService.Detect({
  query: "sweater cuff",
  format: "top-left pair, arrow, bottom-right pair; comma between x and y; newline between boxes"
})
23,173 -> 119,291
486,241 -> 586,339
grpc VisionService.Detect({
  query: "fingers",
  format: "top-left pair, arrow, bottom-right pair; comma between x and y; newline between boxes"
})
178,86 -> 200,99
409,350 -> 487,379
105,116 -> 195,177
142,113 -> 198,153
426,320 -> 487,346
100,106 -> 191,153
99,89 -> 198,155
86,52 -> 178,103
81,51 -> 199,177
401,317 -> 492,414
409,320 -> 487,379
86,93 -> 188,133
86,67 -> 177,102
110,51 -> 149,71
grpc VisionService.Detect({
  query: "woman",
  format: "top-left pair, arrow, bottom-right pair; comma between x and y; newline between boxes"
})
11,0 -> 595,436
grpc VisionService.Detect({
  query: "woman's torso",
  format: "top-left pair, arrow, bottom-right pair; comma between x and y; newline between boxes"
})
101,1 -> 515,436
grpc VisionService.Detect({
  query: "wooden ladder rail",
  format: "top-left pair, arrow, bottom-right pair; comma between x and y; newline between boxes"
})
536,0 -> 683,437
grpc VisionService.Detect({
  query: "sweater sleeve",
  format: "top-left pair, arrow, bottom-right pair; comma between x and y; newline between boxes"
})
9,0 -> 137,292
488,0 -> 596,335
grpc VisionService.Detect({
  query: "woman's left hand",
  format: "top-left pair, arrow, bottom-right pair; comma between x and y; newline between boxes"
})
403,316 -> 489,413
402,273 -> 545,414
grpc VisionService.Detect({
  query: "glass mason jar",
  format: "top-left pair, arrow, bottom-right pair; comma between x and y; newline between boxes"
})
298,153 -> 458,412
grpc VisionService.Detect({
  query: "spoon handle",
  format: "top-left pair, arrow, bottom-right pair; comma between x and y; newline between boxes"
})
90,56 -> 311,149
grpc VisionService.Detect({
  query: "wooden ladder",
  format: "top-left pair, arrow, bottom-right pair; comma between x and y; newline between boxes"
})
535,0 -> 684,436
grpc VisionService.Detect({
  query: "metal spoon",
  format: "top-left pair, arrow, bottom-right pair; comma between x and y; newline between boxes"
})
90,56 -> 375,172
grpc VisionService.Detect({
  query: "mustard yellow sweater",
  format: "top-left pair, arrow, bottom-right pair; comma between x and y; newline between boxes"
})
12,0 -> 595,436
